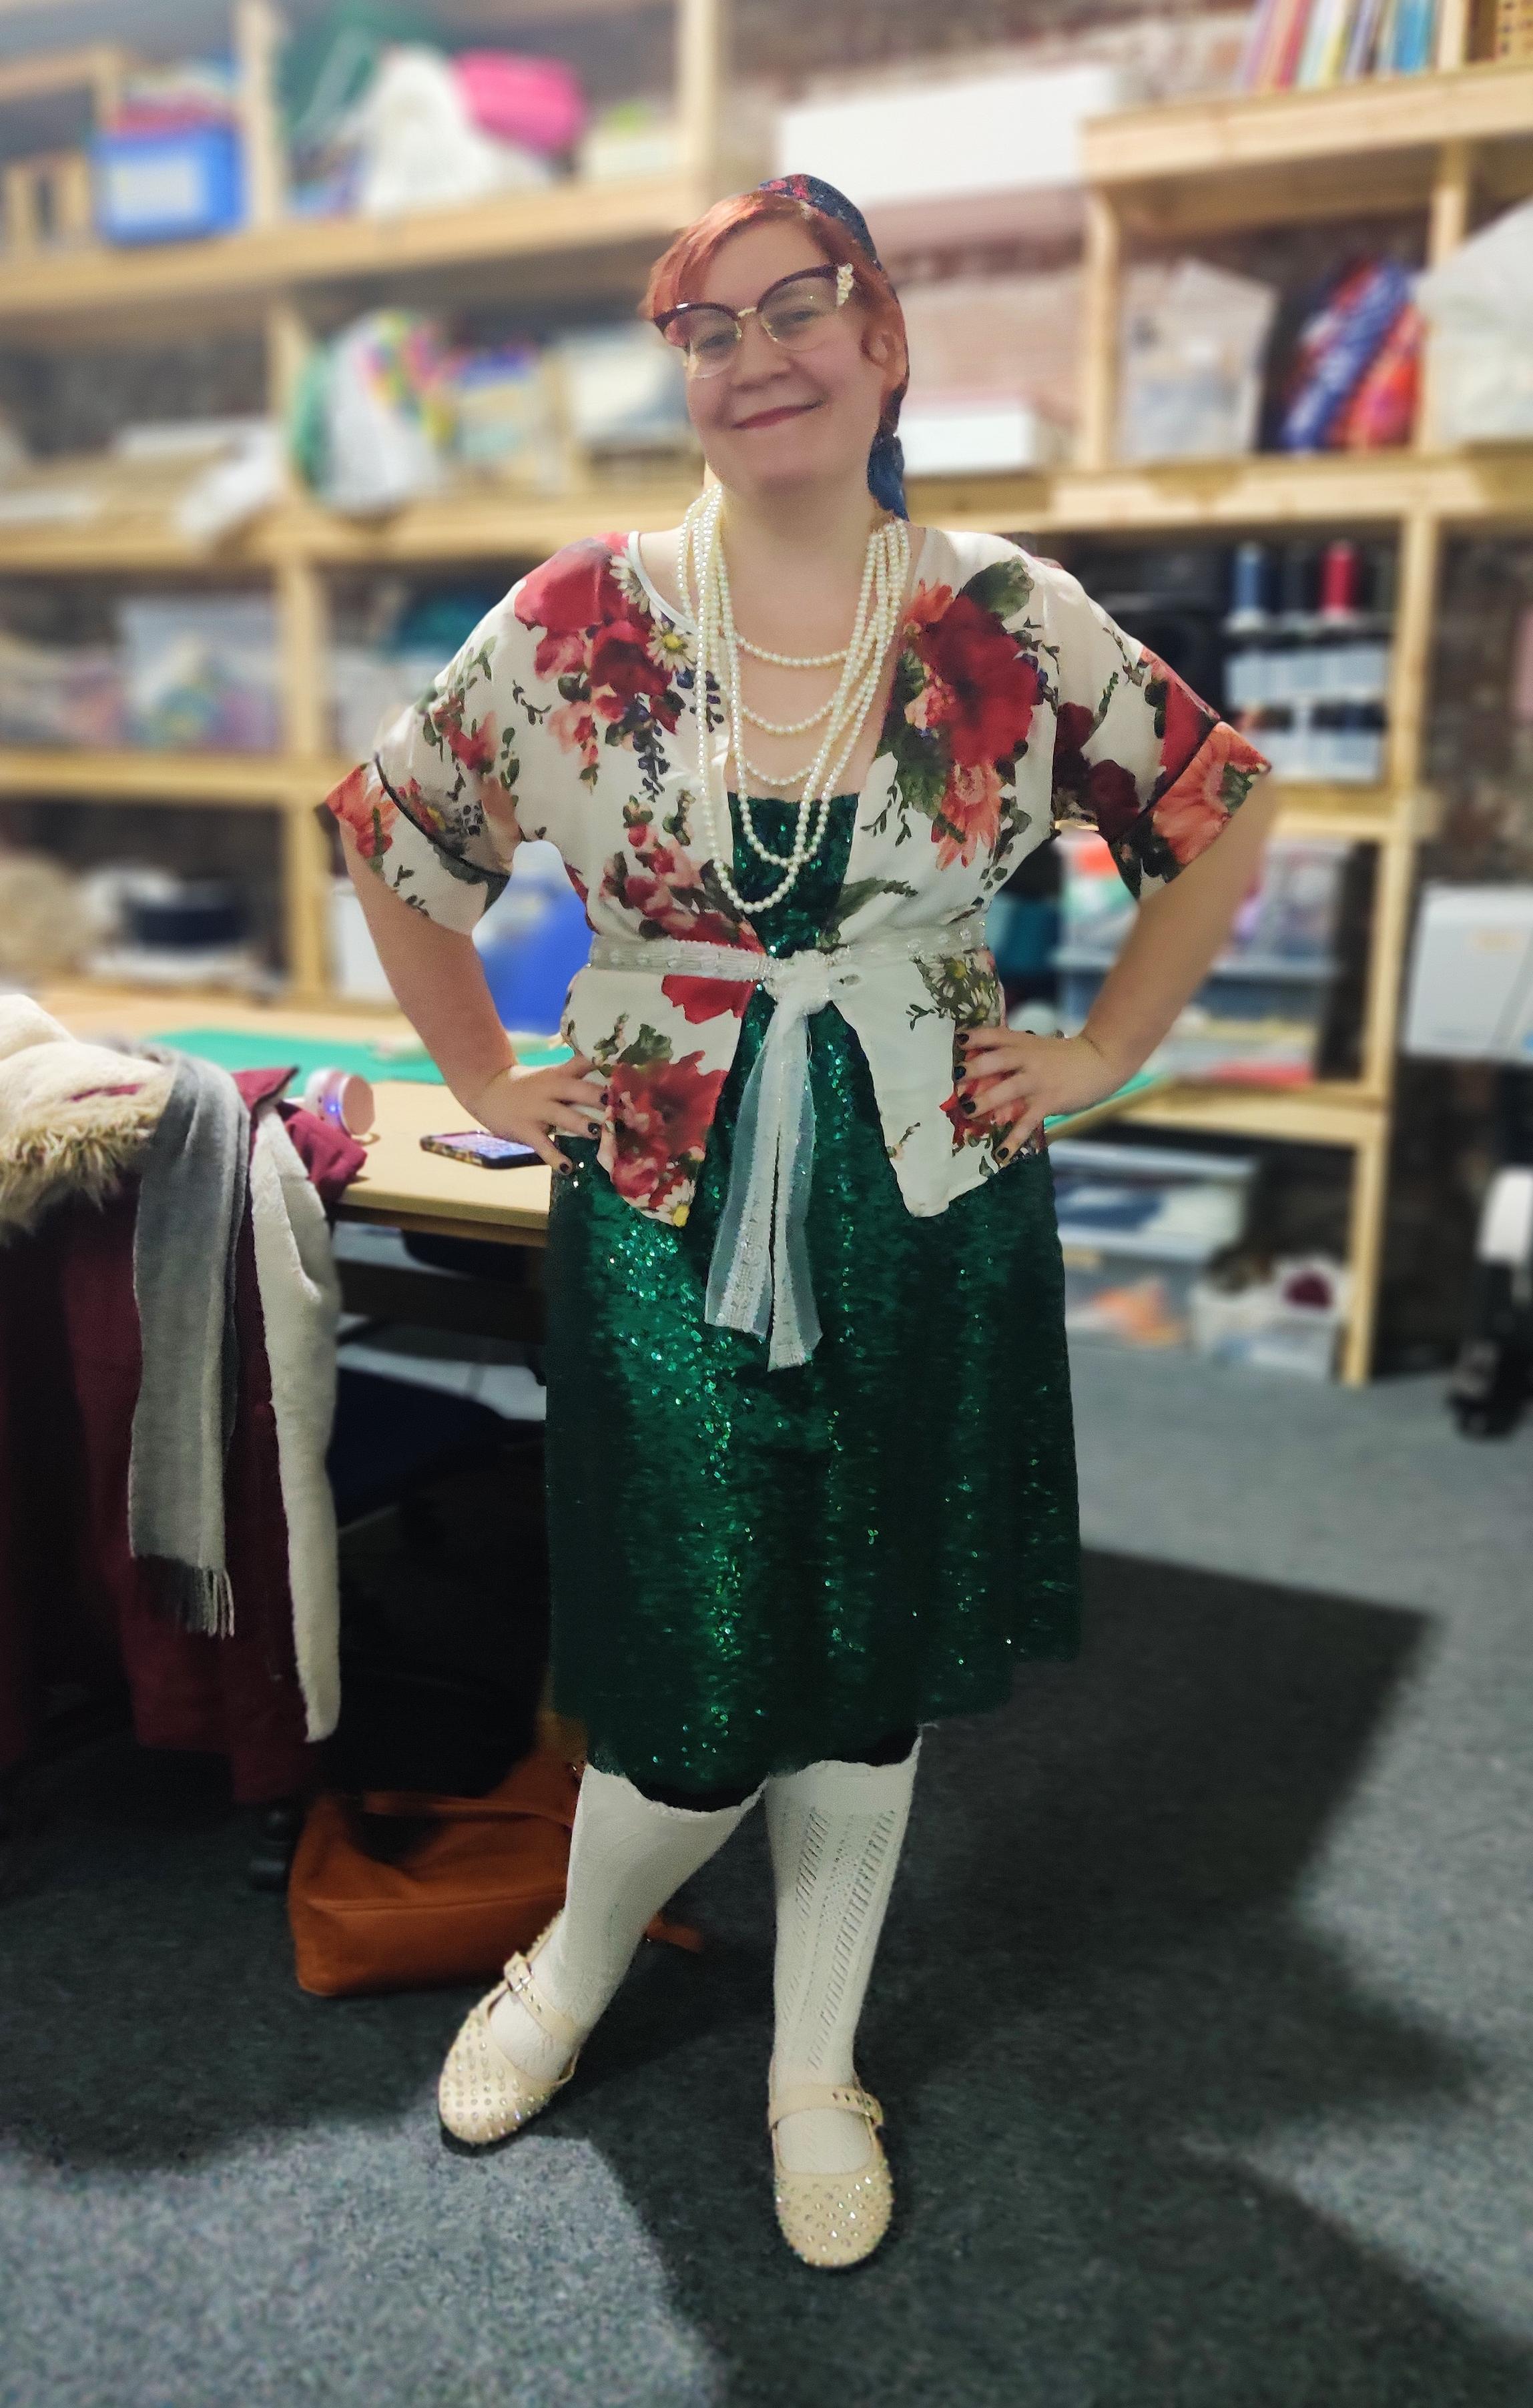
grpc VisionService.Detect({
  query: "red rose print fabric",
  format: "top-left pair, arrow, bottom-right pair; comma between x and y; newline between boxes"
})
1047,589 -> 1268,898
320,528 -> 1267,1228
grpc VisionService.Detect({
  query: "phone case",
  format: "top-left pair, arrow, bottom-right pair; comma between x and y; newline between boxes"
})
419,1132 -> 542,1170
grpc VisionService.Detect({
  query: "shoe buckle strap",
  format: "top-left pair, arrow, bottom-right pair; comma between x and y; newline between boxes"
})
500,1951 -> 581,2051
768,2080 -> 884,2132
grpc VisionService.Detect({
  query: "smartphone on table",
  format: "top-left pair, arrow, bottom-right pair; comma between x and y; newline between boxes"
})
419,1132 -> 543,1170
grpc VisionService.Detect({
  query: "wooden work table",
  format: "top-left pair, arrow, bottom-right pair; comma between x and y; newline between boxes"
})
340,1078 -> 551,1248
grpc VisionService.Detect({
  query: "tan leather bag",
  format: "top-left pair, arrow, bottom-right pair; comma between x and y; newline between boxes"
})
287,1749 -> 700,1998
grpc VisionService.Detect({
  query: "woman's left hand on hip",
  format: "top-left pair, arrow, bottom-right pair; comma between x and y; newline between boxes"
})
956,1027 -> 1128,1160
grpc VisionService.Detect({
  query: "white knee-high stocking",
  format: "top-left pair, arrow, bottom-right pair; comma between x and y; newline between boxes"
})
765,1741 -> 921,2175
489,1763 -> 760,2081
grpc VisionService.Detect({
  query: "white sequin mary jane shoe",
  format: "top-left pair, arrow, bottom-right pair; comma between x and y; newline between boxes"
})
768,2078 -> 894,2269
438,1920 -> 581,2146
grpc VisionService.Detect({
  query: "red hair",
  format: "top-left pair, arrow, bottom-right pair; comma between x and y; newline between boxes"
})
640,190 -> 909,438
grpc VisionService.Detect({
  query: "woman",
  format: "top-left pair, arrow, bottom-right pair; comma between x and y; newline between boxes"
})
327,173 -> 1273,2270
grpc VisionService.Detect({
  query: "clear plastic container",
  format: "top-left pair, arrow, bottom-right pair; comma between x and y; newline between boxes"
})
1189,1256 -> 1347,1378
1052,1137 -> 1256,1349
118,593 -> 280,753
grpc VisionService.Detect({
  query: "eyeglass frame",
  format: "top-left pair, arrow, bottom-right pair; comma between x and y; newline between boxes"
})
652,262 -> 859,377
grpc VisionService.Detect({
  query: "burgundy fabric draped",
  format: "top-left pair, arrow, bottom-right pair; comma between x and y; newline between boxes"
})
0,1071 -> 364,1804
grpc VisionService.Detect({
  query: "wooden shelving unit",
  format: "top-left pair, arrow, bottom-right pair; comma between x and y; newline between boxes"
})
2,0 -> 1532,1374
1065,27 -> 1533,1382
0,0 -> 729,1001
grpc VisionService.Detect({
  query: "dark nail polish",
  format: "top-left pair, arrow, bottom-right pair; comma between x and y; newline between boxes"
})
557,1162 -> 573,1176
588,1120 -> 602,1133
960,1096 -> 975,1114
956,1032 -> 970,1050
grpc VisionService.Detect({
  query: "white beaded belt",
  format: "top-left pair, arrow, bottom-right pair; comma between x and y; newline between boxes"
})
587,915 -> 990,1372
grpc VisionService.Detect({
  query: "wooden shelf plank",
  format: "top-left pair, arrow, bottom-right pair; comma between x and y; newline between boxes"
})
914,448 -> 1533,536
1117,1078 -> 1386,1148
1083,59 -> 1533,190
5,449 -> 1533,579
276,479 -> 703,568
1270,786 -> 1402,841
240,445 -> 1533,562
0,512 -> 276,572
0,746 -> 298,805
0,175 -> 703,332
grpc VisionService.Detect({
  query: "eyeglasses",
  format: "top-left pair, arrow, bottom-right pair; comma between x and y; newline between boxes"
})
653,263 -> 858,379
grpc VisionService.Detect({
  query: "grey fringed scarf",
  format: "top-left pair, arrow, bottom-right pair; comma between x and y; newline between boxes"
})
127,1051 -> 250,1634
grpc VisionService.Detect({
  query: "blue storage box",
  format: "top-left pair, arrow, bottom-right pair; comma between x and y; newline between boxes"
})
91,124 -> 244,245
473,842 -> 592,1038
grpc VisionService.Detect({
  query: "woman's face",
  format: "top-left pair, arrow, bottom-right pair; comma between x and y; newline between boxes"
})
679,218 -> 897,506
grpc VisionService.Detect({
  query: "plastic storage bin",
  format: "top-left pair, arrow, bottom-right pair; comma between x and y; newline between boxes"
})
1050,1137 -> 1257,1348
91,125 -> 244,245
119,593 -> 280,753
1054,947 -> 1337,1029
1054,831 -> 1345,1027
473,841 -> 591,1036
1189,1256 -> 1347,1379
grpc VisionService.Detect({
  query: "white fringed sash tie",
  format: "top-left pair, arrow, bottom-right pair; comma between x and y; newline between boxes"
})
587,916 -> 988,1371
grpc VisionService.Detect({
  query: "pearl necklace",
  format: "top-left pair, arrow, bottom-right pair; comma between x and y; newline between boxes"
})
680,484 -> 909,915
741,694 -> 834,738
738,635 -> 848,668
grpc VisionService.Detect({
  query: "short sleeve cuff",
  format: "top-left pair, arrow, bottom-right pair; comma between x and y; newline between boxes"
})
324,759 -> 508,933
1117,721 -> 1270,896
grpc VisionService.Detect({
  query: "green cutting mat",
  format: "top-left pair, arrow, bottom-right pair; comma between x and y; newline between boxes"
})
151,1026 -> 571,1085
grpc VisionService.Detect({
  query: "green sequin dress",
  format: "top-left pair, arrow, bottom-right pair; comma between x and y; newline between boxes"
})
544,793 -> 1081,1792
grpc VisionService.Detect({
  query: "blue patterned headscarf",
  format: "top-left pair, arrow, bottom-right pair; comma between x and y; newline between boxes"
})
755,171 -> 910,520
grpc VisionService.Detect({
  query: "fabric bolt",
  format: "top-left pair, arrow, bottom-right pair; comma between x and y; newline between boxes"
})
487,1763 -> 761,2084
765,1741 -> 921,2176
543,793 -> 1081,1795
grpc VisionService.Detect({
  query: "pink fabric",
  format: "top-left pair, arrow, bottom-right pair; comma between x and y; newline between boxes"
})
452,51 -> 586,153
0,1070 -> 364,1805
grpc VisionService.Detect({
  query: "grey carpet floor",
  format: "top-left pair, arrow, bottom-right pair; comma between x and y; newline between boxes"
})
2,1352 -> 1531,2408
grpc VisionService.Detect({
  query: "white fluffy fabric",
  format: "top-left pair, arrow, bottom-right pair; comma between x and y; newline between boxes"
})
765,1745 -> 921,2176
0,994 -> 173,1237
248,1106 -> 343,1740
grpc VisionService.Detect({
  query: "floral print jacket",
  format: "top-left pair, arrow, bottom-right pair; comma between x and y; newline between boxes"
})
325,526 -> 1267,1230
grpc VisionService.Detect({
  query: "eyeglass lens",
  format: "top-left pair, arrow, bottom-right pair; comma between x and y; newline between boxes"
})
662,273 -> 842,376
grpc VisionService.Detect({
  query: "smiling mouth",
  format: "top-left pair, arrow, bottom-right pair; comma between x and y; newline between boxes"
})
731,401 -> 819,430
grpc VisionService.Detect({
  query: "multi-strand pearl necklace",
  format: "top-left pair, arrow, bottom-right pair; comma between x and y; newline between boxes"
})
679,483 -> 910,915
